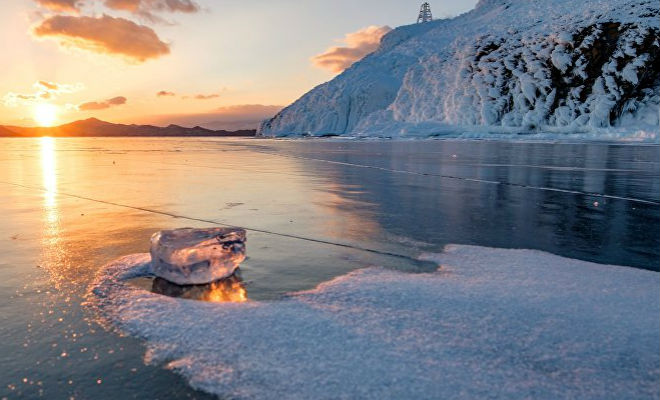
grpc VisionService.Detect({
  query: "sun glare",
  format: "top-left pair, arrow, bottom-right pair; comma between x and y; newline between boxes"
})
34,103 -> 58,127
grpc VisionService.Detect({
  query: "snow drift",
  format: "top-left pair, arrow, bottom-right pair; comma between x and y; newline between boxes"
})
88,246 -> 660,399
259,0 -> 660,138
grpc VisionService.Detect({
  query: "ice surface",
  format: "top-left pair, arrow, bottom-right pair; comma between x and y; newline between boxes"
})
150,227 -> 246,285
259,0 -> 660,139
90,245 -> 659,400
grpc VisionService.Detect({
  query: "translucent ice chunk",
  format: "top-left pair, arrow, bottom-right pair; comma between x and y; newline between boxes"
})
150,227 -> 246,285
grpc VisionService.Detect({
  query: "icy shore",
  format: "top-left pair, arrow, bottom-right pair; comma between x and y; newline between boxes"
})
260,0 -> 660,139
89,245 -> 659,400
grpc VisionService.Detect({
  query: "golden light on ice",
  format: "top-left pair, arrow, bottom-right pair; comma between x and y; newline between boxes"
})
40,136 -> 57,208
205,280 -> 248,303
34,103 -> 58,127
39,136 -> 66,289
152,274 -> 249,303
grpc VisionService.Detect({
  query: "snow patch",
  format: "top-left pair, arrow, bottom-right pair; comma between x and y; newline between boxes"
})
88,246 -> 660,400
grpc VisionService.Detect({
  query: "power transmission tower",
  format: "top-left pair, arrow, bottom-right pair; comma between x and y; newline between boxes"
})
417,2 -> 433,23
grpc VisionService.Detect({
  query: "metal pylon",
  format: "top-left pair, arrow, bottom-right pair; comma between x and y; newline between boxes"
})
417,2 -> 433,23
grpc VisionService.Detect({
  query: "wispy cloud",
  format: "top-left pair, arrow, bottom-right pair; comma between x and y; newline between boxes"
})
78,96 -> 127,111
104,0 -> 199,23
33,14 -> 170,62
34,0 -> 81,12
158,91 -> 222,100
193,93 -> 220,100
179,92 -> 223,100
37,80 -> 60,91
311,25 -> 391,73
2,80 -> 83,107
105,0 -> 199,13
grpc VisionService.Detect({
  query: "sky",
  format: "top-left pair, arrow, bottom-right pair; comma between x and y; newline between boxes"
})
0,0 -> 478,129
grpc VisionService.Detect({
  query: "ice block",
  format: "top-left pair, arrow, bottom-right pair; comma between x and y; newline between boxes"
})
150,227 -> 246,285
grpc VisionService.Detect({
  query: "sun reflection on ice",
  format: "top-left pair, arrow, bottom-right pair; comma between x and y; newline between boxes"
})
39,136 -> 65,287
40,136 -> 59,243
40,136 -> 57,210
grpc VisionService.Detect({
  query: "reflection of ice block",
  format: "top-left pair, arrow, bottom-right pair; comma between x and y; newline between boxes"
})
152,274 -> 247,303
150,227 -> 246,285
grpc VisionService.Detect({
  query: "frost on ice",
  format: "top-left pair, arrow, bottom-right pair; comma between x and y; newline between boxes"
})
150,227 -> 246,285
259,0 -> 660,138
89,245 -> 660,400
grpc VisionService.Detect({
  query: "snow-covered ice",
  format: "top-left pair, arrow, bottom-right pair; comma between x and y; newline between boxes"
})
150,227 -> 246,285
260,0 -> 660,139
89,245 -> 660,400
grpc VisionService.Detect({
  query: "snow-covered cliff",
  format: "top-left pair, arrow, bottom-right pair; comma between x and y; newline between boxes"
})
260,0 -> 659,138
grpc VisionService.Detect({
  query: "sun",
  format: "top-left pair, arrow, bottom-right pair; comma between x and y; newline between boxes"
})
34,103 -> 59,127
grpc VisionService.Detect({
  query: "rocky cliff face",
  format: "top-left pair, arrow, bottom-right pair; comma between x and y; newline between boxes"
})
260,0 -> 659,138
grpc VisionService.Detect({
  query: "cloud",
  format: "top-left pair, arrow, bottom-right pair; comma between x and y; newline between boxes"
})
158,91 -> 222,100
78,96 -> 127,111
105,0 -> 199,13
33,14 -> 170,62
37,80 -> 59,90
107,96 -> 127,105
104,0 -> 141,11
311,25 -> 391,73
104,0 -> 199,22
4,93 -> 39,105
34,0 -> 80,12
141,104 -> 283,130
179,89 -> 226,100
3,91 -> 41,106
2,80 -> 84,107
193,93 -> 220,100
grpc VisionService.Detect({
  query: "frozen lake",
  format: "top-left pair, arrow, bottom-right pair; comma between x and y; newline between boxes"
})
1,138 -> 658,399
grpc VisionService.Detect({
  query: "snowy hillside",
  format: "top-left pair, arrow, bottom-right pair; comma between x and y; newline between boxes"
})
260,0 -> 660,138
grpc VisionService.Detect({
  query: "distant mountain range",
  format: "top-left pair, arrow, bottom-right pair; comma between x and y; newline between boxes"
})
0,118 -> 256,137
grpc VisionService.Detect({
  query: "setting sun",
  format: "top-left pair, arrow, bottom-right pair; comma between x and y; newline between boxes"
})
34,103 -> 58,127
